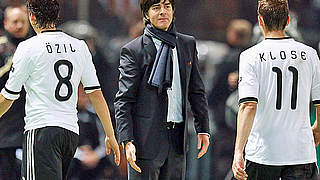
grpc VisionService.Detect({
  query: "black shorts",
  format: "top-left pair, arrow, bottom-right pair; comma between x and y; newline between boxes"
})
243,160 -> 319,180
21,126 -> 79,180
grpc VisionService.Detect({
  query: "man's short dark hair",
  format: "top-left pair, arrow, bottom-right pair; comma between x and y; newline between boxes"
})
258,0 -> 289,32
140,0 -> 175,24
26,0 -> 60,29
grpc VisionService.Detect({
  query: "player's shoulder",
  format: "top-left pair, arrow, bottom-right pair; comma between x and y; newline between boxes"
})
60,32 -> 87,45
15,35 -> 39,52
176,32 -> 195,42
122,35 -> 143,50
240,42 -> 262,58
294,40 -> 318,54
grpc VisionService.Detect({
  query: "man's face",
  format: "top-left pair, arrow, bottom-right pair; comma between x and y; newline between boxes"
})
146,0 -> 174,31
4,8 -> 29,38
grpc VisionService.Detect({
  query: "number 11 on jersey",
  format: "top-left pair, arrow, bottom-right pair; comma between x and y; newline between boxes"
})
272,66 -> 298,110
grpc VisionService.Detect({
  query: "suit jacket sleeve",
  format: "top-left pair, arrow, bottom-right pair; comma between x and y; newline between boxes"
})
188,39 -> 210,134
114,46 -> 140,143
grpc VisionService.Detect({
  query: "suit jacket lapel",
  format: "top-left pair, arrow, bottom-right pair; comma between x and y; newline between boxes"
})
143,34 -> 157,64
176,36 -> 187,120
176,36 -> 187,95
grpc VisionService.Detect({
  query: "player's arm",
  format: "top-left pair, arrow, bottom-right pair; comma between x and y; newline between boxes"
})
232,101 -> 257,180
312,105 -> 320,147
87,89 -> 120,166
311,49 -> 320,147
0,93 -> 14,118
234,102 -> 257,154
0,43 -> 31,118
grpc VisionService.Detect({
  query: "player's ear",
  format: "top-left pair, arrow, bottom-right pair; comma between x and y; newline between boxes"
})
3,18 -> 8,29
286,16 -> 290,27
258,15 -> 264,27
29,11 -> 36,21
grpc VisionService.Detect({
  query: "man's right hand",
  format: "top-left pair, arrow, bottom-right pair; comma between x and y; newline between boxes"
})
105,136 -> 120,166
125,142 -> 141,173
232,152 -> 248,180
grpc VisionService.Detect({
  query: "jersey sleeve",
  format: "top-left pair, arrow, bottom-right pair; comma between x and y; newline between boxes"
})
311,49 -> 320,106
1,43 -> 31,100
80,41 -> 101,94
238,52 -> 259,104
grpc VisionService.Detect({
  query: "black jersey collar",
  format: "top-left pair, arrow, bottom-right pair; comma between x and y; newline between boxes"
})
265,37 -> 292,40
41,29 -> 63,33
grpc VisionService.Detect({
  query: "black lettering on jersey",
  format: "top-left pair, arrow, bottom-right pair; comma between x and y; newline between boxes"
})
301,51 -> 306,60
280,51 -> 286,60
55,44 -> 61,53
259,53 -> 266,62
269,52 -> 276,60
46,43 -> 53,53
260,50 -> 308,62
291,50 -> 297,59
70,44 -> 76,52
63,44 -> 67,53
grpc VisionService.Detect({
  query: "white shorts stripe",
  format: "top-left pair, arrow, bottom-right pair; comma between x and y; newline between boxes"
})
26,131 -> 30,180
26,130 -> 35,180
31,130 -> 35,180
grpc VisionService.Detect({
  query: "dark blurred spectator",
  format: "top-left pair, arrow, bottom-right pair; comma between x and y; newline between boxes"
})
60,20 -> 119,128
67,85 -> 120,180
208,19 -> 252,131
0,5 -> 34,180
295,0 -> 320,49
128,20 -> 144,40
61,21 -> 122,179
89,0 -> 128,38
207,19 -> 252,180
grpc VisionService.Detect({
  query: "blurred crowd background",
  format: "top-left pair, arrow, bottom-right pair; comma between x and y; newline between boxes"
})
0,0 -> 319,180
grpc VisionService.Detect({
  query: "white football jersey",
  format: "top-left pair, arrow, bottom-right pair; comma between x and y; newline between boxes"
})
239,37 -> 320,165
1,30 -> 100,134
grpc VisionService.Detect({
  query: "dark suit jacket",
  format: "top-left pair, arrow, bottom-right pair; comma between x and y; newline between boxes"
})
114,33 -> 209,160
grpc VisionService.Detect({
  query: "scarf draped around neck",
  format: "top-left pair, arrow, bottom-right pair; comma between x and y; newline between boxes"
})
144,23 -> 177,95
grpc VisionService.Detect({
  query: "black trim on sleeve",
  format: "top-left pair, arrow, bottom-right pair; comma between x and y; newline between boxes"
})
313,100 -> 320,105
239,97 -> 258,104
4,87 -> 20,95
84,86 -> 101,91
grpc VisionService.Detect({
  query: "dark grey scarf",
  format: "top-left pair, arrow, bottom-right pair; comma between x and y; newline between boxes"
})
144,23 -> 177,95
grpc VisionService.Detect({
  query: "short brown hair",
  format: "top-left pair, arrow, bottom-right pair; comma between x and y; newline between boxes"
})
258,0 -> 289,31
140,0 -> 175,24
26,0 -> 60,29
227,19 -> 252,47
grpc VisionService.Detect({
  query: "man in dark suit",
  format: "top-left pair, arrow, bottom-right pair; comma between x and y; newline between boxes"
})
114,0 -> 210,179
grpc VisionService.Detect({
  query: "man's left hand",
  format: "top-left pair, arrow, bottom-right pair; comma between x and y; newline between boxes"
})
197,134 -> 210,158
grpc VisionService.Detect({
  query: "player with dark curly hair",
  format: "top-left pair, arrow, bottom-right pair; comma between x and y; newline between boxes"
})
26,0 -> 60,29
0,0 -> 120,179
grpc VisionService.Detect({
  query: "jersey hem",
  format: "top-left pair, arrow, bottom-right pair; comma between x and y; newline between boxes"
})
245,157 -> 317,166
24,123 -> 79,135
